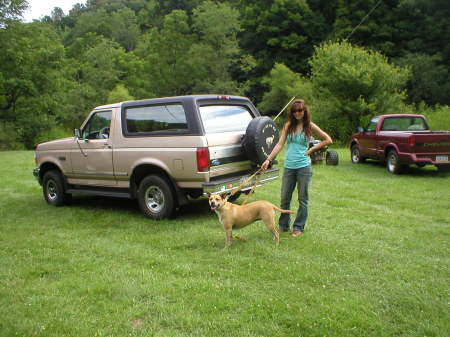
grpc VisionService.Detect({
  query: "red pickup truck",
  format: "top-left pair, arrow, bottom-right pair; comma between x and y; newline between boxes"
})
350,114 -> 450,173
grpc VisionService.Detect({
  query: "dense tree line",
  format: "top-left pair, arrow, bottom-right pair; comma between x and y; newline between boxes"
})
0,0 -> 449,149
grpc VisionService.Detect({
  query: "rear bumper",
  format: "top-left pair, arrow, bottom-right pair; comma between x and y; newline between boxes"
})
202,167 -> 279,195
399,152 -> 450,165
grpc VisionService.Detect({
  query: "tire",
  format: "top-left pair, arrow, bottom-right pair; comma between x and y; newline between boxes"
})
325,151 -> 339,165
242,116 -> 279,166
138,175 -> 175,220
386,150 -> 406,174
42,170 -> 71,206
351,145 -> 365,164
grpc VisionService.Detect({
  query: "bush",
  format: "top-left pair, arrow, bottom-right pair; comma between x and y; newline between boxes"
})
417,104 -> 450,131
34,126 -> 73,146
309,41 -> 410,142
0,122 -> 24,150
258,63 -> 313,127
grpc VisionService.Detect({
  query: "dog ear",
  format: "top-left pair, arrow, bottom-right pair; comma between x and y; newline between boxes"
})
207,192 -> 211,198
219,192 -> 229,200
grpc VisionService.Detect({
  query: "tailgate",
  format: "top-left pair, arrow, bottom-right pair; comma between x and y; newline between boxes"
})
203,132 -> 279,194
206,131 -> 250,178
412,132 -> 450,154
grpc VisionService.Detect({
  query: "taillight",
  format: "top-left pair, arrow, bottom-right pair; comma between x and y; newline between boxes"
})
408,136 -> 416,147
196,148 -> 210,172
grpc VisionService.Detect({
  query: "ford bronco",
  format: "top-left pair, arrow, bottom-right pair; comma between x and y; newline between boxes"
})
33,95 -> 279,219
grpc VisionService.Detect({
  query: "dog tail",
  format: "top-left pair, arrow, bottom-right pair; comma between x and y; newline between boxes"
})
272,205 -> 295,214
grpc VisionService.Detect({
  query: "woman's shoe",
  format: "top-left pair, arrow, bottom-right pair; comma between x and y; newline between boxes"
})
291,230 -> 303,237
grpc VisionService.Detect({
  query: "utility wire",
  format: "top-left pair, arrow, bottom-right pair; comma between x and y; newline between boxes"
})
344,0 -> 384,42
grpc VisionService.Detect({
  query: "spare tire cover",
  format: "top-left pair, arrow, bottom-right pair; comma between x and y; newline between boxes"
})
242,116 -> 279,165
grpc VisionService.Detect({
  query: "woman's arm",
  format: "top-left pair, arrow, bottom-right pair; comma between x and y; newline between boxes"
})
261,123 -> 289,170
306,122 -> 332,156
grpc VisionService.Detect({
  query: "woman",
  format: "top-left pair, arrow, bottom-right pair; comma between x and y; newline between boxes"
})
261,99 -> 332,236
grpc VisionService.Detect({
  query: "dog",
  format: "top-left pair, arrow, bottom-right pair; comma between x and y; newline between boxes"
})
208,193 -> 295,248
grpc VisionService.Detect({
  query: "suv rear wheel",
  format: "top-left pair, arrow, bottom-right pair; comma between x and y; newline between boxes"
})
138,175 -> 175,220
42,170 -> 71,206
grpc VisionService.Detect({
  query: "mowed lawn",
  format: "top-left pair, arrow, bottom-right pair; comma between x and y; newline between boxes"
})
0,150 -> 449,337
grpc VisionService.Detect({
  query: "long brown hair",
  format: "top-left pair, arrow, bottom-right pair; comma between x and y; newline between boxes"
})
285,99 -> 312,138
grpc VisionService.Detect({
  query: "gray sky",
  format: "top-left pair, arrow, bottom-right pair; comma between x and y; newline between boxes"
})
23,0 -> 87,22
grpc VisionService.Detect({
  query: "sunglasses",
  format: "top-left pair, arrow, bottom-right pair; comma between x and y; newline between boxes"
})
292,109 -> 304,113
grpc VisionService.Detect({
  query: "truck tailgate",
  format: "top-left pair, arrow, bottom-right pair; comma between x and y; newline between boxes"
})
411,132 -> 450,154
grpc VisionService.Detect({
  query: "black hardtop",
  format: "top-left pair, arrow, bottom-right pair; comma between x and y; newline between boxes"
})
120,95 -> 260,137
121,94 -> 252,109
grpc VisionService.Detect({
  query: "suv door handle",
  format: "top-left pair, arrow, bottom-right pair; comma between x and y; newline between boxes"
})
102,143 -> 112,149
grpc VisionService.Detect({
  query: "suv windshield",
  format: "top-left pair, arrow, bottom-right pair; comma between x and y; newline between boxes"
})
199,105 -> 253,133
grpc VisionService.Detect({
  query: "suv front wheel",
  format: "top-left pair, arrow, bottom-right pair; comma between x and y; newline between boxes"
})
42,170 -> 71,206
138,175 -> 175,220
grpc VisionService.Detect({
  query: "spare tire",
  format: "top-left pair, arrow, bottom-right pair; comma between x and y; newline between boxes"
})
242,116 -> 279,166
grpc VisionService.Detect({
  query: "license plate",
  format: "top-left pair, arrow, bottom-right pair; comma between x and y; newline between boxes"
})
436,155 -> 448,162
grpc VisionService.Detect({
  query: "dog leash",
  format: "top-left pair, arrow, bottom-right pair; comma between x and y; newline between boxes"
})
229,166 -> 266,204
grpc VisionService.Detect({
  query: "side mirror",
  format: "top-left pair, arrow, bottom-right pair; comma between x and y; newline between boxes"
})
357,126 -> 365,133
74,128 -> 81,139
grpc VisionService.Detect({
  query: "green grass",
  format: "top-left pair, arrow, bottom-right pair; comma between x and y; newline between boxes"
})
0,150 -> 449,337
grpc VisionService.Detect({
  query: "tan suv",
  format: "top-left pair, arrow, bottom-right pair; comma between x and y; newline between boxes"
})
33,95 -> 279,219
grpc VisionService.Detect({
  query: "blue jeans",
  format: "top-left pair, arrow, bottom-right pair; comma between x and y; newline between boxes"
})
279,166 -> 312,232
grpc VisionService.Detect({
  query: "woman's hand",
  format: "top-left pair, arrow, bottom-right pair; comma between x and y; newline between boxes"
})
261,159 -> 271,171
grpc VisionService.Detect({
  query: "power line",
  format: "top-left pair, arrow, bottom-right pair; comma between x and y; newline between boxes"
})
344,0 -> 384,42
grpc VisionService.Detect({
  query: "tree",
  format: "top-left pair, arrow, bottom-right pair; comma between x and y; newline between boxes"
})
258,63 -> 313,119
395,53 -> 450,105
190,0 -> 241,93
107,84 -> 134,103
0,21 -> 70,147
0,0 -> 28,25
135,10 -> 195,96
240,0 -> 327,74
309,41 -> 410,141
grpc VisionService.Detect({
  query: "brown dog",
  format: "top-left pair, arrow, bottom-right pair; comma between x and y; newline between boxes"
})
208,193 -> 294,248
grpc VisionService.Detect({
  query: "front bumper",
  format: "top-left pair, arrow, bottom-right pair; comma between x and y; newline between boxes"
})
202,167 -> 279,195
33,168 -> 41,184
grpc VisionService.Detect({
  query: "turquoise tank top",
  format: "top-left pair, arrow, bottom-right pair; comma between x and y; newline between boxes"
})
285,132 -> 311,169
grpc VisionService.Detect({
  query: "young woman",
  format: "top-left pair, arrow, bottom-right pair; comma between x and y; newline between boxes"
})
261,99 -> 332,236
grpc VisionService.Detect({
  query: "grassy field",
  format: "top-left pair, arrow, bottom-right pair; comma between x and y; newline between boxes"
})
0,150 -> 449,337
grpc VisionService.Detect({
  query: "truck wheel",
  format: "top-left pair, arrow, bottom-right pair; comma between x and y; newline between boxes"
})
42,170 -> 71,206
138,175 -> 175,220
242,116 -> 279,166
386,150 -> 406,174
325,151 -> 339,165
351,145 -> 365,164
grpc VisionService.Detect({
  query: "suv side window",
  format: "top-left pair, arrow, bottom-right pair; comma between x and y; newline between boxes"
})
82,111 -> 112,139
125,104 -> 188,134
366,117 -> 379,132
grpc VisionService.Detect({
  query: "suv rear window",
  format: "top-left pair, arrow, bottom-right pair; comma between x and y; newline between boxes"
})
199,105 -> 253,133
381,117 -> 428,131
125,104 -> 188,134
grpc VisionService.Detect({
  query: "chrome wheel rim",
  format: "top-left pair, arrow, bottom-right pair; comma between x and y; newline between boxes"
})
352,149 -> 359,162
46,180 -> 58,201
145,185 -> 164,213
388,154 -> 396,172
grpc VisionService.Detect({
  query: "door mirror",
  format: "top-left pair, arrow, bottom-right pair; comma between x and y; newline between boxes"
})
357,126 -> 365,133
74,128 -> 81,139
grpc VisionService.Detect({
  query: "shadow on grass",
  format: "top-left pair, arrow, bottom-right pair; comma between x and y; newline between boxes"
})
68,194 -> 213,219
356,160 -> 447,177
